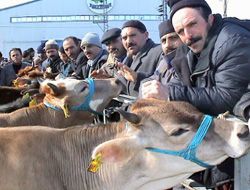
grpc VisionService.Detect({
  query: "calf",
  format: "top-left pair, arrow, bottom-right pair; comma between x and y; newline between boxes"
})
0,99 -> 249,190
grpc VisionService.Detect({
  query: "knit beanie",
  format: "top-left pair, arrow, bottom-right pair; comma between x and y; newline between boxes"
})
167,0 -> 212,20
122,20 -> 147,33
158,20 -> 175,38
44,39 -> 59,51
81,32 -> 102,48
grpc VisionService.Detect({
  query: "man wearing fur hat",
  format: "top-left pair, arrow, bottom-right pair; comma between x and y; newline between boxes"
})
80,32 -> 108,78
41,39 -> 62,75
116,20 -> 162,97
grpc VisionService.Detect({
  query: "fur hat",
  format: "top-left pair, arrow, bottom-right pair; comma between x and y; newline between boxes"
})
81,32 -> 102,48
167,0 -> 212,19
158,20 -> 175,38
44,39 -> 59,51
122,20 -> 147,33
101,28 -> 121,44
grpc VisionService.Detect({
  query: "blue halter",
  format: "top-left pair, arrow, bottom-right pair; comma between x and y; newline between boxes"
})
146,115 -> 214,168
44,78 -> 102,115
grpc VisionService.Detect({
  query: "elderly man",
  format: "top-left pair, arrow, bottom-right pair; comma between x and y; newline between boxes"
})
62,36 -> 87,79
0,48 -> 30,86
41,39 -> 62,74
80,32 -> 108,78
117,20 -> 162,97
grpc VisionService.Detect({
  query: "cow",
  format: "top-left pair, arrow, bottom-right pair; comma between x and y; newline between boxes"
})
0,78 -> 123,127
0,99 -> 249,190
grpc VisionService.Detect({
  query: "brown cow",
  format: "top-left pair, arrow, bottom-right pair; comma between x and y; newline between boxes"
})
0,99 -> 249,190
0,78 -> 123,127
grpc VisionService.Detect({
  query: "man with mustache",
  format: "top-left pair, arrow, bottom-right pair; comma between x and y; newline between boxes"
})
142,0 -> 250,188
141,0 -> 250,116
80,32 -> 108,78
140,19 -> 183,87
116,20 -> 162,97
41,39 -> 62,75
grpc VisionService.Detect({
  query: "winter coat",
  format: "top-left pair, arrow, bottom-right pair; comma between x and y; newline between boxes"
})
168,14 -> 250,115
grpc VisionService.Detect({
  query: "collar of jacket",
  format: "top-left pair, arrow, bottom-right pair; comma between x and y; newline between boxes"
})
133,38 -> 155,60
190,14 -> 223,77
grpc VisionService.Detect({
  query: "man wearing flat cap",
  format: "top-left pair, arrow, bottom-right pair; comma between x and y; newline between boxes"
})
117,20 -> 162,97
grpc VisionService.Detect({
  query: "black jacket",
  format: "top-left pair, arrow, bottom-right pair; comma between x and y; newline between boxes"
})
168,14 -> 250,115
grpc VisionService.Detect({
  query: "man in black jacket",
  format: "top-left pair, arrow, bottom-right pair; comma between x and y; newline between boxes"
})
141,0 -> 250,116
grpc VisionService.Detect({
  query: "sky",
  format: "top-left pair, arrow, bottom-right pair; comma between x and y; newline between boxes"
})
207,0 -> 250,19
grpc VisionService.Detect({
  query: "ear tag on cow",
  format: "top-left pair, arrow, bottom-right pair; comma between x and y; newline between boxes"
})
87,153 -> 103,173
62,104 -> 70,118
29,98 -> 37,107
12,79 -> 18,87
22,93 -> 30,101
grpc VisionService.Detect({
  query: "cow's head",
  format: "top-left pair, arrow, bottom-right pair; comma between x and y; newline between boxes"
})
40,78 -> 123,117
90,99 -> 250,189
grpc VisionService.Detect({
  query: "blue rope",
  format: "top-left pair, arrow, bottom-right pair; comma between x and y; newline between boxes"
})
146,115 -> 213,168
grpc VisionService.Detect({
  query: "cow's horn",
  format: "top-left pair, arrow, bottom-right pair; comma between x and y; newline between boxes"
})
117,109 -> 141,124
47,83 -> 61,96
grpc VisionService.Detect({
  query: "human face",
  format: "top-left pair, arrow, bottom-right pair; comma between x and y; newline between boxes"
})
10,50 -> 22,65
105,37 -> 126,59
172,7 -> 213,54
46,49 -> 58,61
121,27 -> 148,56
81,44 -> 101,60
59,52 -> 70,64
63,38 -> 80,60
161,32 -> 183,55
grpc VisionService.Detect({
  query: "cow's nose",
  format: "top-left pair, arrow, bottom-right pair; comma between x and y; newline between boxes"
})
237,124 -> 249,139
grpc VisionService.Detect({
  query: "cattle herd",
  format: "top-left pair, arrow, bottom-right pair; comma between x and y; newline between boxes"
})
0,68 -> 250,189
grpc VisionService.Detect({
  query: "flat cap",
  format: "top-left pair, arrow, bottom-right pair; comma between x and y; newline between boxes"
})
101,28 -> 121,44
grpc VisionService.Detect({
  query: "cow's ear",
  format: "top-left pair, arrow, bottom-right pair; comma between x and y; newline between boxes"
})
91,137 -> 139,164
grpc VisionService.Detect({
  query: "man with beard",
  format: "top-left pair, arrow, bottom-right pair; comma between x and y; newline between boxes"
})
0,48 -> 30,86
116,20 -> 162,97
80,32 -> 108,78
62,36 -> 87,79
41,39 -> 62,75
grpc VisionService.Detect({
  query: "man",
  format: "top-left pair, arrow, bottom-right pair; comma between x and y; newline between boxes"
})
57,46 -> 72,78
140,19 -> 183,87
63,36 -> 87,79
41,39 -> 62,74
101,28 -> 127,62
142,0 -> 250,116
117,20 -> 162,97
0,48 -> 30,86
80,32 -> 108,78
91,28 -> 131,79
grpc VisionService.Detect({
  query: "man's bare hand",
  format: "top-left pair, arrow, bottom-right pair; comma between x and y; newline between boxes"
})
90,69 -> 112,79
117,63 -> 137,82
141,80 -> 169,100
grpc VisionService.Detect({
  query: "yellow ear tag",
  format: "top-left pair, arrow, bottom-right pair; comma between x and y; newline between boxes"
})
29,98 -> 37,107
13,79 -> 18,87
62,104 -> 70,118
88,153 -> 103,173
22,93 -> 30,101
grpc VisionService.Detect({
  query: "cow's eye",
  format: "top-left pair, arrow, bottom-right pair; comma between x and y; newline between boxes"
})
80,86 -> 87,92
171,128 -> 189,136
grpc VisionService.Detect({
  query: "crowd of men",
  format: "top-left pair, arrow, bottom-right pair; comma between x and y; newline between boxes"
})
1,0 -> 250,189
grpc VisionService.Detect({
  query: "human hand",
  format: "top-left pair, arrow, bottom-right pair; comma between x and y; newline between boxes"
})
90,69 -> 112,79
117,62 -> 137,82
141,80 -> 169,100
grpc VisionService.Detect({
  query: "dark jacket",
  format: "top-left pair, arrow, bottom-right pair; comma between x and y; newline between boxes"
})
81,49 -> 108,79
168,14 -> 250,115
123,39 -> 162,97
0,62 -> 30,86
42,56 -> 62,74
